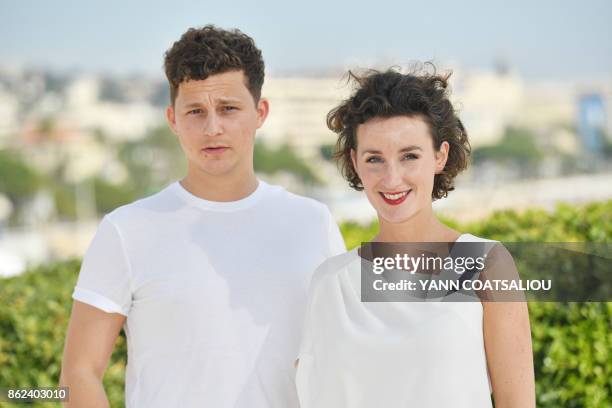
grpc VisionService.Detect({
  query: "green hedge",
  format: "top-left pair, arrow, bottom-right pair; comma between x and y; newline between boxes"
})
0,260 -> 127,407
1,201 -> 610,407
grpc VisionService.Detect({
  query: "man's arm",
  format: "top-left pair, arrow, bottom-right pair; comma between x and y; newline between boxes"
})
60,300 -> 126,408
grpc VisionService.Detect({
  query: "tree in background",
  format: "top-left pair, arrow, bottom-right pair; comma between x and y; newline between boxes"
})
472,126 -> 543,177
0,150 -> 43,224
117,125 -> 186,198
254,140 -> 320,184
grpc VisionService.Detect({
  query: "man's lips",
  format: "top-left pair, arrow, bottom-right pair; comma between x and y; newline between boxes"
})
202,146 -> 229,154
379,190 -> 412,205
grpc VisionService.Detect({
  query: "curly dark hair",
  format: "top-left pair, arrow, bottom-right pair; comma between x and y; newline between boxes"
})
327,64 -> 470,200
164,25 -> 265,105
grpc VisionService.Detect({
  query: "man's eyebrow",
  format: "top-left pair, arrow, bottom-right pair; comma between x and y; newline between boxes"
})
361,145 -> 423,156
182,98 -> 242,108
217,97 -> 242,104
183,102 -> 203,109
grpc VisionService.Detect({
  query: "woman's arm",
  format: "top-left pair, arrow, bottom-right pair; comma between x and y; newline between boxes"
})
483,301 -> 535,407
482,244 -> 536,407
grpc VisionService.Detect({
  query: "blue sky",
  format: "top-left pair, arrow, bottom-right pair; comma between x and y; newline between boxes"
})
1,0 -> 611,81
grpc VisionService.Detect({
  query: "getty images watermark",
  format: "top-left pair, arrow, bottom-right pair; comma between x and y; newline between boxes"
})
359,241 -> 611,302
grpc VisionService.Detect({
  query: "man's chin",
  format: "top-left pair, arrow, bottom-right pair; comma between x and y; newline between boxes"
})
193,161 -> 239,178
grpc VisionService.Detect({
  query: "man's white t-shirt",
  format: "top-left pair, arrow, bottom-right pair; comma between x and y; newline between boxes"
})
72,179 -> 345,408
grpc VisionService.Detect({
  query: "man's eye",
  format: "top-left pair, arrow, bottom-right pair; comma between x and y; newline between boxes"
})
223,106 -> 237,112
366,156 -> 383,163
188,109 -> 202,115
403,153 -> 418,160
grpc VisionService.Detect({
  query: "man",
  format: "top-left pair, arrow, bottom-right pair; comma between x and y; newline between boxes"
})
60,25 -> 345,407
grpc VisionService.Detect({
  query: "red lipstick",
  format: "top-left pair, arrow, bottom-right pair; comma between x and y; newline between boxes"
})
379,190 -> 411,205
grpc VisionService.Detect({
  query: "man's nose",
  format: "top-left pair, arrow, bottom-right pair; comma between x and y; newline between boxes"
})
203,111 -> 223,136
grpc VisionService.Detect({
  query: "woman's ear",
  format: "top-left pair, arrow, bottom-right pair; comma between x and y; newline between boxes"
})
435,141 -> 450,174
350,148 -> 359,175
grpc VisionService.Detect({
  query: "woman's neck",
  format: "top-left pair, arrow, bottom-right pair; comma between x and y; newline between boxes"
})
374,207 -> 460,243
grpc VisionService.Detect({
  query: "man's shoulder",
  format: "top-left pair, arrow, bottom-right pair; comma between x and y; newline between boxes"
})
262,182 -> 330,218
104,183 -> 177,226
310,249 -> 358,287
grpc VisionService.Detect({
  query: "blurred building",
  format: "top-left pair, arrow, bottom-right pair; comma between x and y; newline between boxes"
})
578,93 -> 607,154
259,77 -> 346,158
0,88 -> 19,142
61,76 -> 163,141
452,68 -> 524,147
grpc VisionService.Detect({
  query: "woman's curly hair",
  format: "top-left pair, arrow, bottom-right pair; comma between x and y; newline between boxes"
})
327,64 -> 470,200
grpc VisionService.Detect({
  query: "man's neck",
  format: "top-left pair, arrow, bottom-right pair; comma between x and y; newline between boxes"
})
180,168 -> 259,202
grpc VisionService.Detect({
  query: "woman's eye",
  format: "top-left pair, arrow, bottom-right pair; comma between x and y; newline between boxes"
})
366,156 -> 383,163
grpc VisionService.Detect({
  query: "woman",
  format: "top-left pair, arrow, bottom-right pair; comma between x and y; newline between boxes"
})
295,66 -> 535,407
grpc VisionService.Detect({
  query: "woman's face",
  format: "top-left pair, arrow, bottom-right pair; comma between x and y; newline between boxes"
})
351,115 -> 449,224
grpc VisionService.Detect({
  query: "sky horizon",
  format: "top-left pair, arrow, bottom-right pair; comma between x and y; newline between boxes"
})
2,1 -> 611,83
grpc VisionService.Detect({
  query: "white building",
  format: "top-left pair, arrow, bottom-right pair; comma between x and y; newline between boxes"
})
61,76 -> 163,141
0,88 -> 19,146
259,77 -> 347,157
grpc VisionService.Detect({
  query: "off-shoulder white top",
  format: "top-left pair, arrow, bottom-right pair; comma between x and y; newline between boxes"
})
295,233 -> 495,408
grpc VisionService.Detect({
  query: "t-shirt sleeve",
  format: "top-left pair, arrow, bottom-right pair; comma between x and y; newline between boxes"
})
72,215 -> 133,316
325,207 -> 346,257
297,206 -> 344,362
296,267 -> 320,360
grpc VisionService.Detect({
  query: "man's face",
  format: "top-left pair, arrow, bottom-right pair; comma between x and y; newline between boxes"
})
166,70 -> 268,179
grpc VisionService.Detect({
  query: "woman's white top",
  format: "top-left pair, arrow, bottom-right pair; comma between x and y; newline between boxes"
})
295,233 -> 495,408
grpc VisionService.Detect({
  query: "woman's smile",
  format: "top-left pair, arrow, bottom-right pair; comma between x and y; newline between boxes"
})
379,189 -> 412,205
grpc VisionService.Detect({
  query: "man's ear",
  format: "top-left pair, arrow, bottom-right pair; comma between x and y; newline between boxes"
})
435,141 -> 450,174
166,105 -> 178,135
255,98 -> 270,129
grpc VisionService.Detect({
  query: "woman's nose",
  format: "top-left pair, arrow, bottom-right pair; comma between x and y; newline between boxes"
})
381,162 -> 403,189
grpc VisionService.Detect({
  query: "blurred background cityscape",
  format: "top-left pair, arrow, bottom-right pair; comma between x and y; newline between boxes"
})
1,1 -> 611,276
